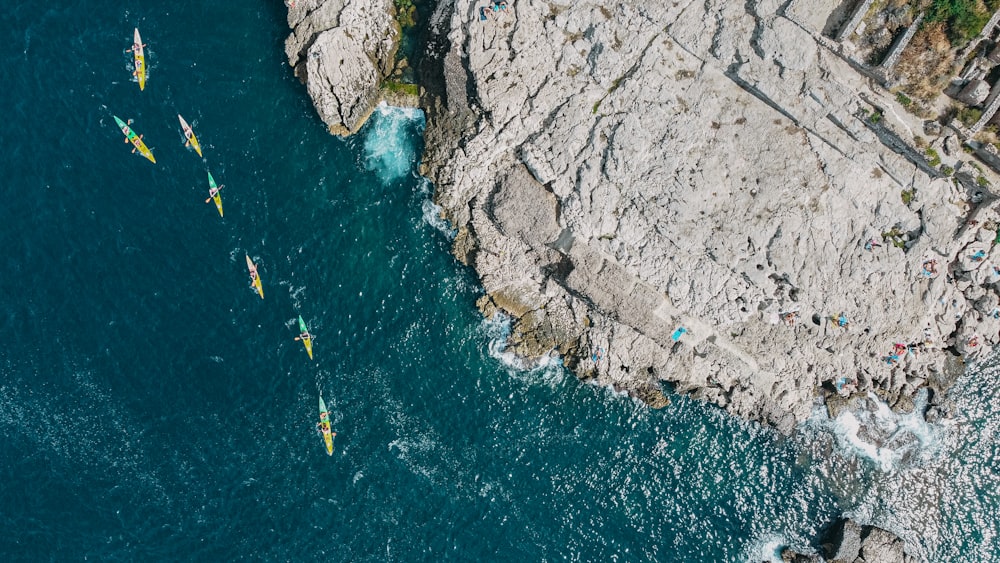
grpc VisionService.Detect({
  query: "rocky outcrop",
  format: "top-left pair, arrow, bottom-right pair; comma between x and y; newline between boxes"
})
780,518 -> 916,563
284,0 -> 399,135
418,0 -> 1000,434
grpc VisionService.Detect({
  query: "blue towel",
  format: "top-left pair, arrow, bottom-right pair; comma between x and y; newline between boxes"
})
479,7 -> 487,20
671,327 -> 687,342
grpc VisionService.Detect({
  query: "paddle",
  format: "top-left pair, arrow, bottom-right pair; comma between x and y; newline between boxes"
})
204,184 -> 225,203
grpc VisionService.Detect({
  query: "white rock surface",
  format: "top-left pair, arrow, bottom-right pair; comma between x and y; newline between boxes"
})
284,0 -> 398,135
419,0 -> 1000,433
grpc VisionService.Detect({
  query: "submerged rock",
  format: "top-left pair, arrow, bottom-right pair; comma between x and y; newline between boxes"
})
780,550 -> 821,563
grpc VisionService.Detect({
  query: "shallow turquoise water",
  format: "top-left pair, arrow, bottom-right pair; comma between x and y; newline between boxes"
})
0,2 -> 997,561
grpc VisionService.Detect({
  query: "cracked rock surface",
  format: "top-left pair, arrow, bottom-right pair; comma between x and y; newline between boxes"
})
284,0 -> 398,135
419,0 -> 1000,433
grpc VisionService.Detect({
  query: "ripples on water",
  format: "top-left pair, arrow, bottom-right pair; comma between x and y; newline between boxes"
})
2,4 -> 999,560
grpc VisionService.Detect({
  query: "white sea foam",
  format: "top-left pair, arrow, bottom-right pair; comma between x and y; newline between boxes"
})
420,198 -> 455,239
805,389 -> 946,473
741,533 -> 789,563
790,355 -> 1000,562
413,175 -> 454,239
362,102 -> 424,184
482,312 -> 567,388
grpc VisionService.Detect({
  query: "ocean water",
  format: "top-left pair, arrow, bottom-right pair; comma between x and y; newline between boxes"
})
0,2 -> 997,561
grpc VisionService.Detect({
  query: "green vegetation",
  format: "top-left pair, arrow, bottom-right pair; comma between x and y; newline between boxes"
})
926,0 -> 992,44
940,164 -> 955,175
383,80 -> 419,97
869,110 -> 883,124
978,175 -> 991,187
394,0 -> 417,28
901,189 -> 916,204
957,106 -> 983,127
895,92 -> 913,107
925,147 -> 942,167
882,227 -> 907,249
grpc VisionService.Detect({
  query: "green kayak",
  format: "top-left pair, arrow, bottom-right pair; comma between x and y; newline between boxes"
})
113,115 -> 155,163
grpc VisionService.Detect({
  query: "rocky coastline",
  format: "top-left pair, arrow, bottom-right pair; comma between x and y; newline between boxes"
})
412,0 -> 1000,437
279,0 -> 995,559
284,0 -> 1000,440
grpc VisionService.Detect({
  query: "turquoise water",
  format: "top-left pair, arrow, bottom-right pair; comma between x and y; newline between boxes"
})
0,2 -> 997,561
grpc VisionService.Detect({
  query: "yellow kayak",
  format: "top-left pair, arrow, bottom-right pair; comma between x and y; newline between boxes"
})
132,28 -> 146,91
298,315 -> 313,360
113,115 -> 155,163
206,172 -> 223,217
319,395 -> 335,455
178,114 -> 203,157
245,254 -> 263,299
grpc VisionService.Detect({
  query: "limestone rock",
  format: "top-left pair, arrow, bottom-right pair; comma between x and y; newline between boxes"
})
284,0 -> 398,135
816,519 -> 915,563
779,547 -> 822,562
419,0 -> 998,433
821,518 -> 862,562
856,526 -> 916,563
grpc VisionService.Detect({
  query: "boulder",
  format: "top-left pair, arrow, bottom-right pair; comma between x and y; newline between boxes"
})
856,526 -> 914,563
284,0 -> 398,135
820,518 -> 862,562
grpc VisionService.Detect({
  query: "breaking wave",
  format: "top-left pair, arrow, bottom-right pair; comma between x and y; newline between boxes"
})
362,102 -> 425,185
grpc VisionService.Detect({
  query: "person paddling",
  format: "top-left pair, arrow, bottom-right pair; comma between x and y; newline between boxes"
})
204,184 -> 224,203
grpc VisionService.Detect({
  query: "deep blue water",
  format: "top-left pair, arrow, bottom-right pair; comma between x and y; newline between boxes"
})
0,2 -> 998,561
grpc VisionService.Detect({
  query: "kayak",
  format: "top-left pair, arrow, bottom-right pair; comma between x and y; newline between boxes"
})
133,28 -> 146,91
112,115 -> 155,163
177,114 -> 203,157
206,171 -> 223,217
318,395 -> 335,455
298,315 -> 313,360
245,254 -> 263,299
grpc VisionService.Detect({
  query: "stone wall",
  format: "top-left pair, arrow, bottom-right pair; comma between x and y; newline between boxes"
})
836,0 -> 875,42
878,13 -> 924,80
